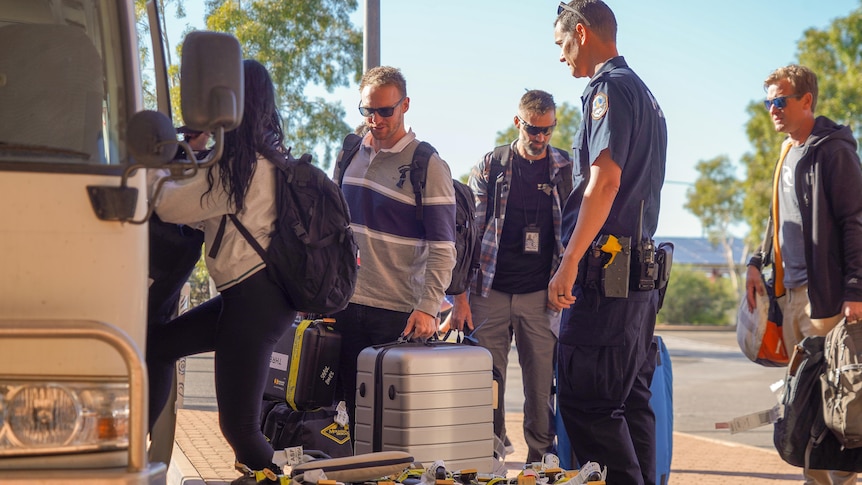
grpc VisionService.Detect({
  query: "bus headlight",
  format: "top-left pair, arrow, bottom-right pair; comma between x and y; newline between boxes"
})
7,384 -> 80,446
0,381 -> 128,456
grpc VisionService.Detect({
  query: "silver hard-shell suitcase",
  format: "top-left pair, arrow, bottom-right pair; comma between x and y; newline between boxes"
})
354,340 -> 494,472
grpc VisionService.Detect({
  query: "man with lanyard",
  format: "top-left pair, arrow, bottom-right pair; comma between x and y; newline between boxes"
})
550,2 -> 667,484
450,90 -> 572,464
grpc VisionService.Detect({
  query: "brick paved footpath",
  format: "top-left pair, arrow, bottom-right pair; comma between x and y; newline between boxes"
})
170,409 -> 821,484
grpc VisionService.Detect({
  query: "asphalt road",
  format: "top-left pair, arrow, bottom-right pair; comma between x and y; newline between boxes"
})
502,327 -> 787,451
660,329 -> 787,449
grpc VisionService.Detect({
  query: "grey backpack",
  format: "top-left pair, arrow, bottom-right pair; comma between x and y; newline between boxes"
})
821,319 -> 862,449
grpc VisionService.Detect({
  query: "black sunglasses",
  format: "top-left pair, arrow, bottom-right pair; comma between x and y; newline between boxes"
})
763,94 -> 802,110
358,95 -> 405,118
518,116 -> 556,137
557,2 -> 591,26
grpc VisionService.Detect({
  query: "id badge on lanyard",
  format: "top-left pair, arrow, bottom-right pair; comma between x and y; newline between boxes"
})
523,224 -> 540,254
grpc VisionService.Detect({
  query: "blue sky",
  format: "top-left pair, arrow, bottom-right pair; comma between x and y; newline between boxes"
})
168,0 -> 860,238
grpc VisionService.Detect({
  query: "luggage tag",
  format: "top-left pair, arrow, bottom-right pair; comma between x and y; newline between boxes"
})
334,400 -> 349,426
523,225 -> 541,254
714,405 -> 779,434
272,446 -> 305,467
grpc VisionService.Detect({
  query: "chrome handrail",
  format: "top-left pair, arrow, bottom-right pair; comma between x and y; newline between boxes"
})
0,320 -> 148,473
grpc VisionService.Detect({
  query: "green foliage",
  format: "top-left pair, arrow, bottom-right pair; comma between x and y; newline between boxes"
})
134,0 -> 188,116
552,101 -> 582,153
684,155 -> 743,242
203,0 -> 363,169
797,5 -> 862,140
685,155 -> 746,292
496,124 -> 518,147
134,0 -> 155,110
187,250 -> 212,310
658,265 -> 737,325
494,101 -> 581,154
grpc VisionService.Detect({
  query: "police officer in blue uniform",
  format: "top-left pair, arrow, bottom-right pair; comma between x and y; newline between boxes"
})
550,2 -> 668,484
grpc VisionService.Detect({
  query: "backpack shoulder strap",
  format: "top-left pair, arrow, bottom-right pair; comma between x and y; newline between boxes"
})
552,148 -> 574,203
485,144 -> 511,224
207,213 -> 268,263
208,215 -> 229,259
334,133 -> 363,186
208,152 -> 292,261
407,141 -> 437,221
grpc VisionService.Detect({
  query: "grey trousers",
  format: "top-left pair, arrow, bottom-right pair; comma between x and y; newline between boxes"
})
470,288 -> 556,462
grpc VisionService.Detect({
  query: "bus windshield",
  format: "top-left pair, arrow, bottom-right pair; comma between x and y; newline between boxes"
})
0,0 -> 129,169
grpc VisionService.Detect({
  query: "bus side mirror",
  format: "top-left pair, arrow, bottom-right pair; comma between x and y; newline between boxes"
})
127,110 -> 177,167
180,31 -> 244,134
88,110 -> 176,222
88,31 -> 244,224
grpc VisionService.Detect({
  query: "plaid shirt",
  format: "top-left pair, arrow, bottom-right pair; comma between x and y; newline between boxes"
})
469,141 -> 571,298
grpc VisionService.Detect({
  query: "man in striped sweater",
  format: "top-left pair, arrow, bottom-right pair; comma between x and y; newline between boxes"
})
332,66 -> 457,435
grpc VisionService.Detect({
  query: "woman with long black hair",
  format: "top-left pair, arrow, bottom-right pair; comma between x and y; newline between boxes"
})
147,59 -> 294,484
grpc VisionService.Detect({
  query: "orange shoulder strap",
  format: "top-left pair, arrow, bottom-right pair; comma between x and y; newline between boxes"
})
771,141 -> 793,297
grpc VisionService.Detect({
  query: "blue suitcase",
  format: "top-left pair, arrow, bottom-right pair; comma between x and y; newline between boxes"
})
652,335 -> 674,485
553,335 -> 673,482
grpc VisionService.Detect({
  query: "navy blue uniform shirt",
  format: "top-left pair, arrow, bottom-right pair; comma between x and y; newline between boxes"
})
563,56 -> 667,245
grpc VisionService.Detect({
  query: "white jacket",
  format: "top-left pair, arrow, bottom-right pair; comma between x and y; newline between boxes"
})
153,155 -> 276,291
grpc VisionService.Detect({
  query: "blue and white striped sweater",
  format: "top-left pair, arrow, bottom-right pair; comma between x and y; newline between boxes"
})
342,135 -> 456,316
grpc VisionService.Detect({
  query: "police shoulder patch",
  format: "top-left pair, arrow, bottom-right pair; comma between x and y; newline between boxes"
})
591,92 -> 609,120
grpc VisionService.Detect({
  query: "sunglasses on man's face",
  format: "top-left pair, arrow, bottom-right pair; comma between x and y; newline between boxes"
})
518,116 -> 556,137
557,2 -> 591,27
763,94 -> 802,110
358,95 -> 405,118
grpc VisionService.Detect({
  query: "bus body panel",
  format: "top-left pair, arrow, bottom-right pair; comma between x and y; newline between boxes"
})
0,171 -> 148,376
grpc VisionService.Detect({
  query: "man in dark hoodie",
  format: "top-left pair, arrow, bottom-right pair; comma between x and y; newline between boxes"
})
746,64 -> 862,485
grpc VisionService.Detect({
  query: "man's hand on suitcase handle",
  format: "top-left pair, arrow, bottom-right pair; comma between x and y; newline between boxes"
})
403,309 -> 437,339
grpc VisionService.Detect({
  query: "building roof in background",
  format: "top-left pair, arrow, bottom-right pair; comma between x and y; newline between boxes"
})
659,237 -> 750,267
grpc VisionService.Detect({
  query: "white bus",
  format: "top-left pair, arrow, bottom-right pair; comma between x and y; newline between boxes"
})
0,1 -> 242,482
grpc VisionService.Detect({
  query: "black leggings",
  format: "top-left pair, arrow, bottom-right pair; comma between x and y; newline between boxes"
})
331,303 -> 411,441
147,270 -> 295,470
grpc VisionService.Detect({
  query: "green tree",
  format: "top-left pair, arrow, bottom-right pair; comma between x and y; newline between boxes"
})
134,0 -> 156,109
188,251 -> 212,309
797,4 -> 862,141
684,155 -> 745,293
204,0 -> 363,169
494,101 -> 581,153
658,265 -> 737,325
134,0 -> 189,114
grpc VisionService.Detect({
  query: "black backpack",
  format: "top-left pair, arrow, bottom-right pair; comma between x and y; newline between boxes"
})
211,150 -> 359,314
261,401 -> 352,458
773,336 -> 862,471
335,134 -> 479,296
